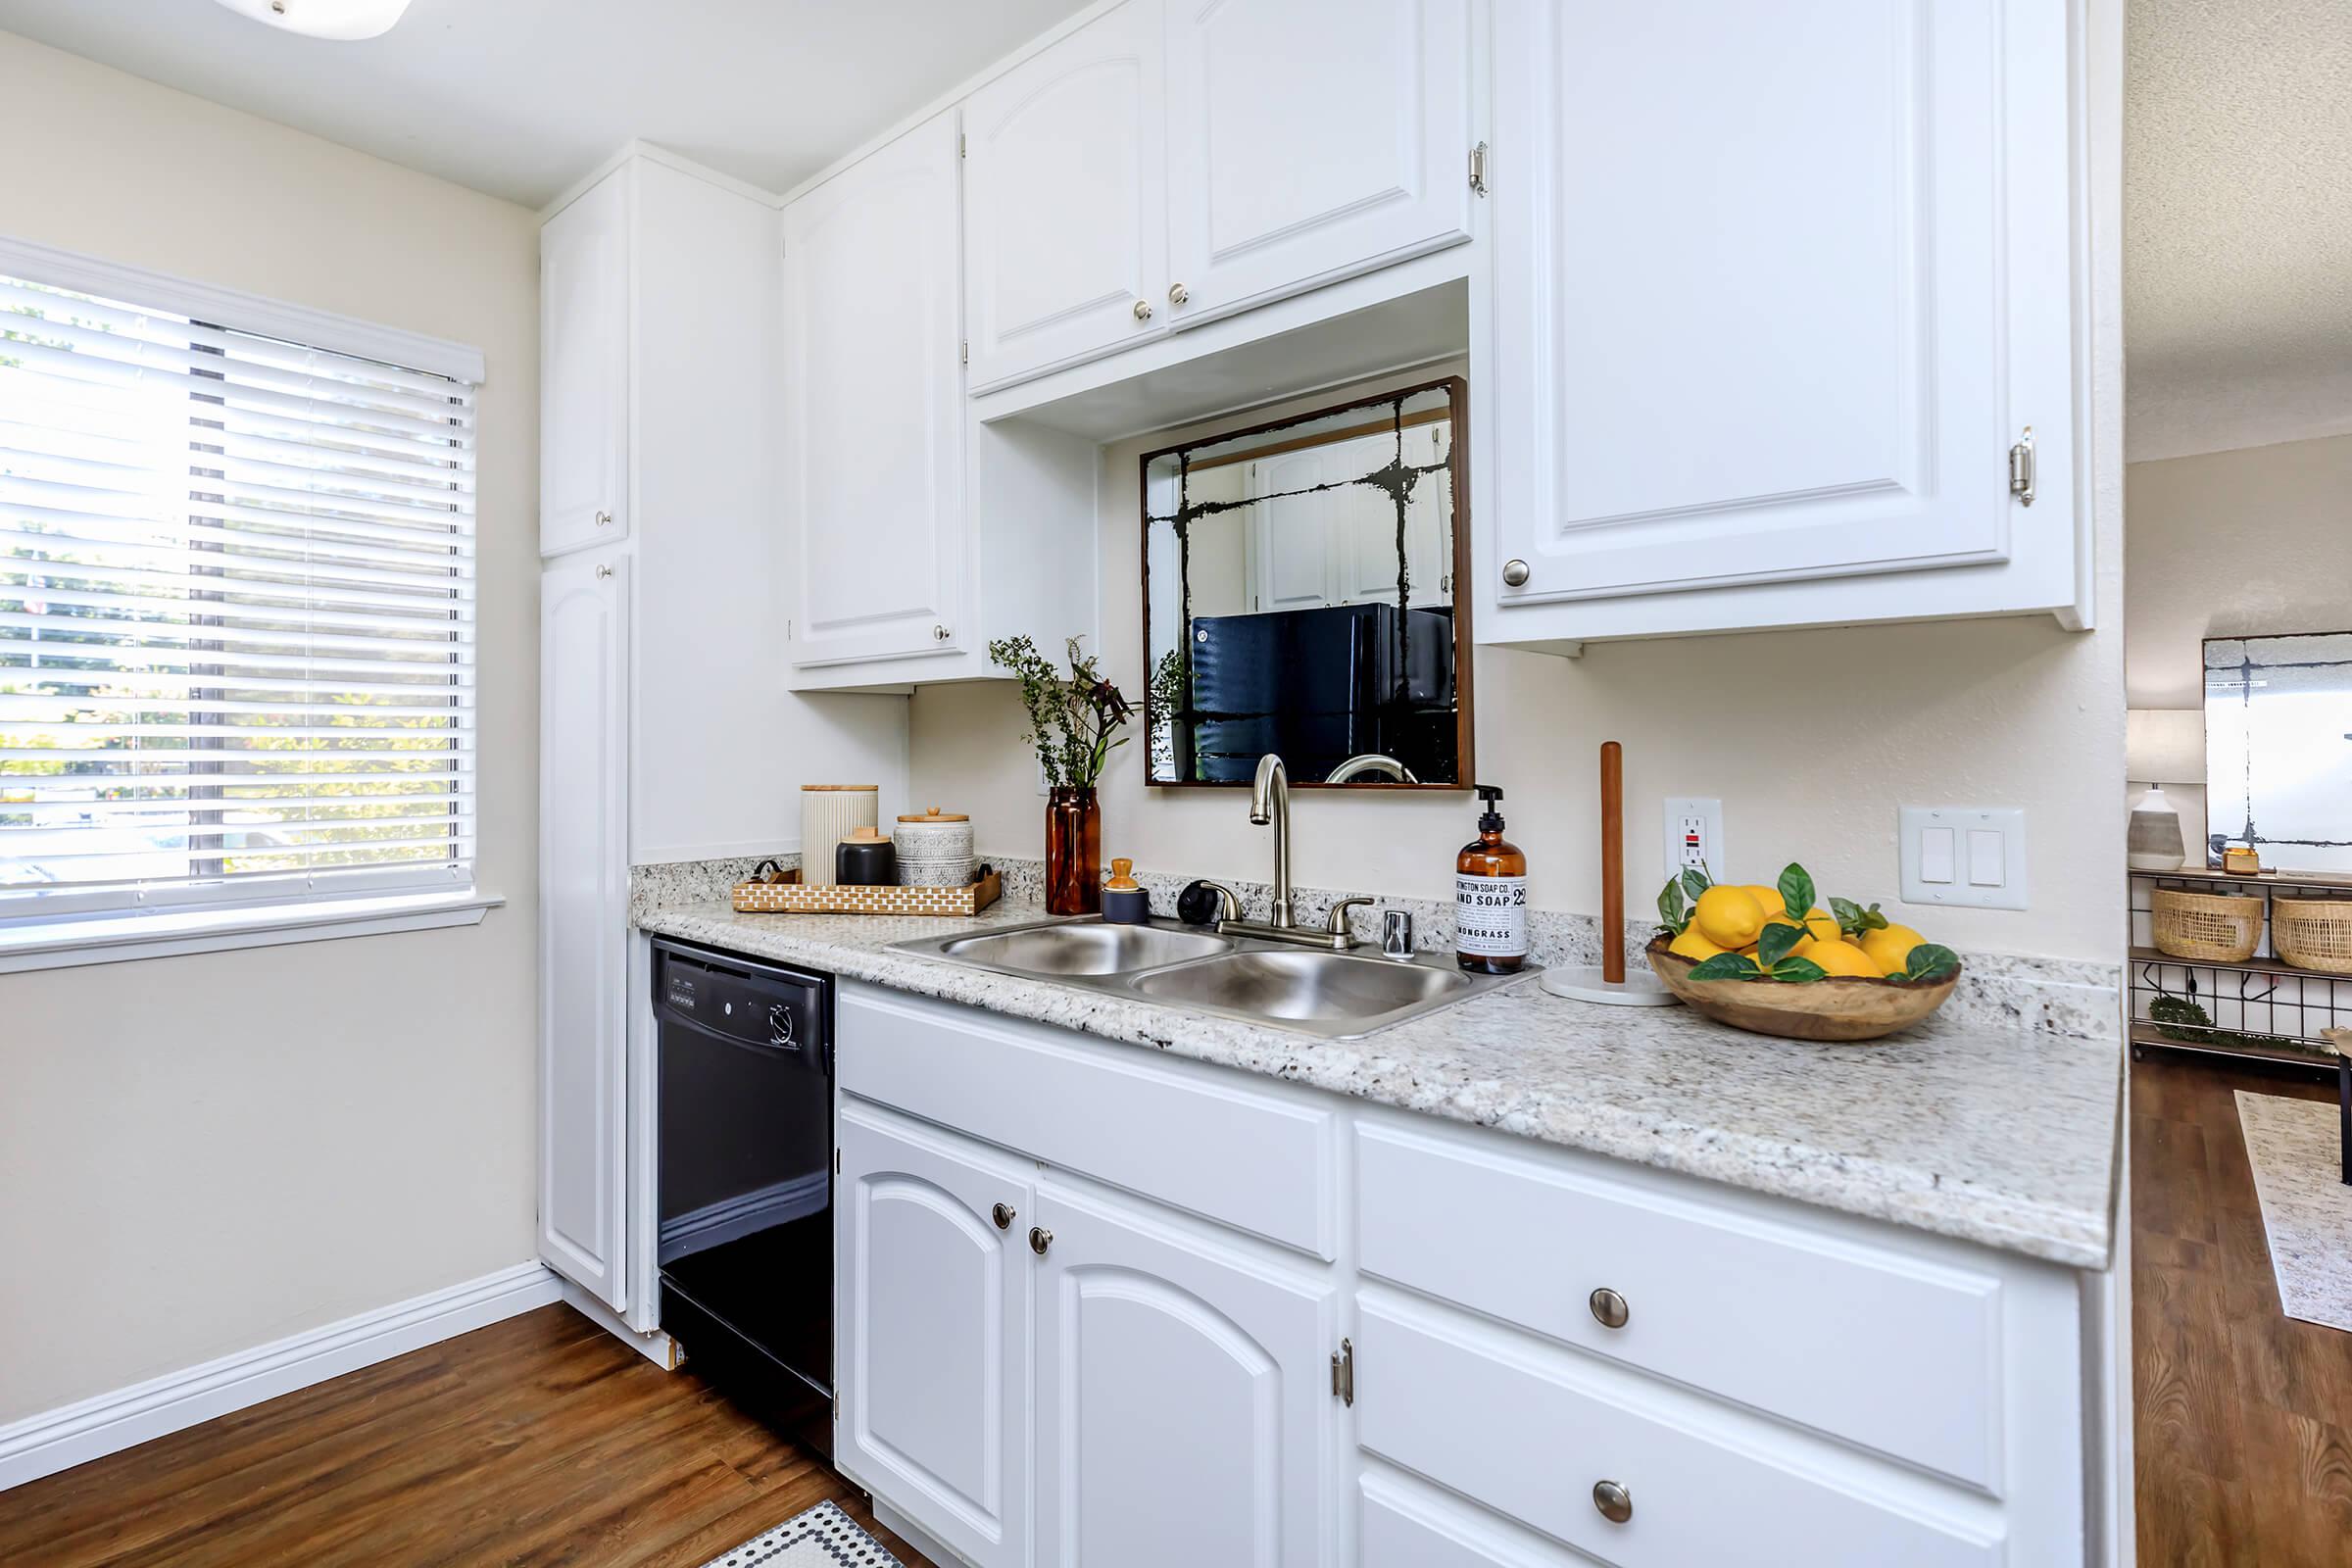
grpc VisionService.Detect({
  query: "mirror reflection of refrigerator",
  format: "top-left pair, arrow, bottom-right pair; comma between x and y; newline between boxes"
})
1187,602 -> 1454,783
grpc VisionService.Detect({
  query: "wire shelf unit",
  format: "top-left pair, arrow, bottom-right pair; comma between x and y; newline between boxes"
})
2129,867 -> 2352,1071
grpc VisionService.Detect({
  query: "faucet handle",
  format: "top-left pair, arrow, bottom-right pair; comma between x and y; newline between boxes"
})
1325,895 -> 1375,941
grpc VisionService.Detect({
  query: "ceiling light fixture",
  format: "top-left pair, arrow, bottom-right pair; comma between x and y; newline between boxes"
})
208,0 -> 414,41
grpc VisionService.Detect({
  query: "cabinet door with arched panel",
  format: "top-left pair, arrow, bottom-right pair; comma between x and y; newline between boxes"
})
1032,1180 -> 1340,1568
835,1102 -> 1032,1568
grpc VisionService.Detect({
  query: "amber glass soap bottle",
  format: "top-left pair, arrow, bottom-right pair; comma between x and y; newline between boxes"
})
1454,785 -> 1529,973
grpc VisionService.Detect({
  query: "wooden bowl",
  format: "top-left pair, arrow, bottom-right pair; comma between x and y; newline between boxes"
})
1644,935 -> 1961,1043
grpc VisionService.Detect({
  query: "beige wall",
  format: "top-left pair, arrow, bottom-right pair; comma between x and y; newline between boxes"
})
914,367 -> 2130,965
0,33 -> 541,1421
2122,432 -> 2352,837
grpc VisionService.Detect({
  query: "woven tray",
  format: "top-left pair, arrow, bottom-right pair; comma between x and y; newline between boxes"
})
733,866 -> 1001,916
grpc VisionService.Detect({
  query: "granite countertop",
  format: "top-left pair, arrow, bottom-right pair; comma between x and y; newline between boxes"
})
636,896 -> 2123,1268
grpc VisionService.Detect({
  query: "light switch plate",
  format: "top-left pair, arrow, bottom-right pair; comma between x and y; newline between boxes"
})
1662,797 -> 1724,883
1900,807 -> 2028,909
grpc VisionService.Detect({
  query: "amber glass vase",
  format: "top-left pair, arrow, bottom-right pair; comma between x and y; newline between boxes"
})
1045,787 -> 1102,916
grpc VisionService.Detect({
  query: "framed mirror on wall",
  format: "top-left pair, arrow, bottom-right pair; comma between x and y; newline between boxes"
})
1140,376 -> 1472,789
2204,631 -> 2352,872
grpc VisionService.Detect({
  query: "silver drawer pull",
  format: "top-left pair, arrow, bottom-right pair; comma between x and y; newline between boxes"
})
992,1202 -> 1015,1231
1592,1479 -> 1633,1524
1589,1287 -> 1629,1329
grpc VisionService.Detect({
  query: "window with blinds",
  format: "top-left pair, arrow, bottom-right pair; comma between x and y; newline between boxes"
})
0,269 -> 475,921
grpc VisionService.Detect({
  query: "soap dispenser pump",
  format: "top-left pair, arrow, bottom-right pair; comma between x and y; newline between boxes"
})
1455,786 -> 1528,973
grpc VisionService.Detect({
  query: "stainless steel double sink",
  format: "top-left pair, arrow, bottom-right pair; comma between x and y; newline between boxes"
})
890,917 -> 1530,1039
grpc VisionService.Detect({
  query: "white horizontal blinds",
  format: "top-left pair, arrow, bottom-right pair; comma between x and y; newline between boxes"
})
0,270 -> 475,913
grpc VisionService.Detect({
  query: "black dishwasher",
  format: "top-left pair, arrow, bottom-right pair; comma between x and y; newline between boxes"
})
653,938 -> 833,1455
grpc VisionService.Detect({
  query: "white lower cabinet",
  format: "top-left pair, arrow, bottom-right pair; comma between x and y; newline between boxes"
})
834,983 -> 2104,1568
1033,1181 -> 1338,1568
836,1102 -> 1032,1568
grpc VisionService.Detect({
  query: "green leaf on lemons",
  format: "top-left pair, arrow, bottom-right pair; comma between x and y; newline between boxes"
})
1777,863 -> 1816,924
1830,897 -> 1889,936
1685,952 -> 1761,982
1756,919 -> 1805,967
1903,944 -> 1961,982
1679,865 -> 1712,903
1767,956 -> 1828,983
1657,878 -> 1688,934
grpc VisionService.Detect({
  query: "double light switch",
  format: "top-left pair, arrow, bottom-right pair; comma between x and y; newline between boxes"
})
1899,807 -> 2028,910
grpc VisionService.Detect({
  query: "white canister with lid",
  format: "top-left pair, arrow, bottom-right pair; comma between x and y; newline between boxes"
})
894,808 -> 974,887
800,785 -> 878,888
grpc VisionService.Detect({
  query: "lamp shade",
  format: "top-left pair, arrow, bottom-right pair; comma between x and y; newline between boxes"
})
2127,709 -> 2204,785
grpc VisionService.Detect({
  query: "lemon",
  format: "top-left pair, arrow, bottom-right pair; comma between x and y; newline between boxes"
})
1858,924 -> 1928,975
1743,884 -> 1788,919
1693,885 -> 1766,949
1667,928 -> 1725,962
1804,940 -> 1885,978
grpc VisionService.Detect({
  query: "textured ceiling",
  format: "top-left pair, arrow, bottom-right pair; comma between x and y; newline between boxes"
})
0,0 -> 1092,208
2127,0 -> 2352,461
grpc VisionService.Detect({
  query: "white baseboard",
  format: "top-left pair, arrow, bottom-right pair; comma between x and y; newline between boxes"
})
0,1261 -> 563,1494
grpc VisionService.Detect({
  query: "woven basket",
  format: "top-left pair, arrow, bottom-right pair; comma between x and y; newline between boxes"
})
2150,886 -> 2264,963
2274,896 -> 2352,975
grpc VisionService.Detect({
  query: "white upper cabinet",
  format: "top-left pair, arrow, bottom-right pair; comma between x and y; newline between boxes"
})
540,172 -> 628,556
1164,0 -> 1474,326
1486,0 -> 2082,641
964,0 -> 1168,391
782,111 -> 968,668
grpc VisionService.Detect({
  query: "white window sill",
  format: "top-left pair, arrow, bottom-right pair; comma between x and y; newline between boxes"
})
0,889 -> 505,975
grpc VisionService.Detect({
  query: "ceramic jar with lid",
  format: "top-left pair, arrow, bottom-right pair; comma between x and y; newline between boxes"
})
894,808 -> 974,887
801,784 -> 878,888
834,826 -> 897,886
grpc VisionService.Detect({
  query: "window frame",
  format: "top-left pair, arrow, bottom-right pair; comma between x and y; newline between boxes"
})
0,233 -> 498,970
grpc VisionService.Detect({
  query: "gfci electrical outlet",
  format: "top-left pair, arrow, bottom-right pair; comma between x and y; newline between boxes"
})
1663,798 -> 1723,882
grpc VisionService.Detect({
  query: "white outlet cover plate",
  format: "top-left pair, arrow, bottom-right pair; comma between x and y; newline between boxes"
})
1663,796 -> 1724,884
1899,806 -> 2028,910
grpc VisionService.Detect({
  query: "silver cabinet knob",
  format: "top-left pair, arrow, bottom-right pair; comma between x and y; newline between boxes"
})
1501,559 -> 1531,588
594,564 -> 612,580
1029,1226 -> 1053,1255
1590,1287 -> 1630,1329
932,623 -> 953,642
1592,1480 -> 1633,1524
594,510 -> 612,527
992,1202 -> 1015,1231
1133,298 -> 1153,321
1169,282 -> 1190,306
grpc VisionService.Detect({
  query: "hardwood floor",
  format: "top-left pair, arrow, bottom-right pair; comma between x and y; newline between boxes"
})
2132,1049 -> 2352,1567
0,1304 -> 934,1568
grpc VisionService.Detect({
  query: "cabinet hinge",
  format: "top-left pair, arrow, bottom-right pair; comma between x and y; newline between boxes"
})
958,131 -> 967,159
1331,1338 -> 1354,1406
1468,141 -> 1490,196
2007,425 -> 2035,507
960,340 -> 969,367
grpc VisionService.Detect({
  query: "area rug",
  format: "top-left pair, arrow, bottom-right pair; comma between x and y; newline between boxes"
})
699,1499 -> 906,1568
2236,1090 -> 2352,1332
